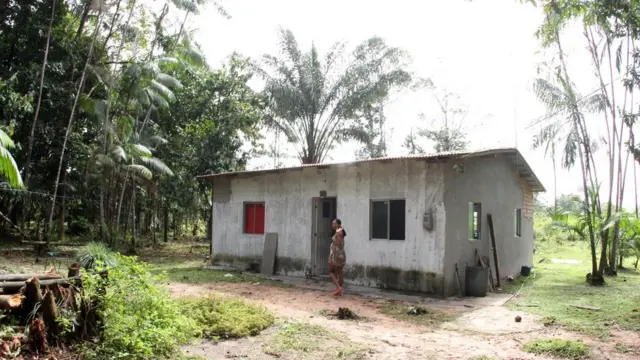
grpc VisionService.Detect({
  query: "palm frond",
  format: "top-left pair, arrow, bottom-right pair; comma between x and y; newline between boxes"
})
130,144 -> 152,158
0,145 -> 23,189
150,80 -> 175,101
146,88 -> 170,108
532,78 -> 569,113
155,73 -> 183,89
125,164 -> 153,180
138,156 -> 174,176
95,153 -> 116,169
148,135 -> 168,145
0,129 -> 16,149
111,145 -> 127,162
584,93 -> 609,113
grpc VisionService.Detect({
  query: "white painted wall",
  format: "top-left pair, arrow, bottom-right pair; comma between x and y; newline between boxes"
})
211,159 -> 446,275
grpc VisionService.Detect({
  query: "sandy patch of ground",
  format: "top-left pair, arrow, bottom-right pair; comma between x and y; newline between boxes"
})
172,281 -> 640,360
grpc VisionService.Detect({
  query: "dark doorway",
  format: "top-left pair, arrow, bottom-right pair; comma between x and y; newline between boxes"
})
311,197 -> 337,276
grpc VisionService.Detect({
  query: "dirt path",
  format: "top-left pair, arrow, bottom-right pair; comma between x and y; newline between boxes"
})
171,282 -> 638,360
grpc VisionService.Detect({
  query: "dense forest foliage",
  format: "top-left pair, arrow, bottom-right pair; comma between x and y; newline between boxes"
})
0,0 -> 269,249
0,0 -> 417,251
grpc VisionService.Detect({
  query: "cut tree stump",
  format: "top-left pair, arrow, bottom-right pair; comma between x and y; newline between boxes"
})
22,277 -> 43,320
42,290 -> 58,340
0,294 -> 23,310
67,263 -> 81,287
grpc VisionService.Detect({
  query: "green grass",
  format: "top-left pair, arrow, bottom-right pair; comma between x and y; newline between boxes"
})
523,339 -> 590,359
139,242 -> 292,287
378,302 -> 454,326
505,242 -> 640,338
179,296 -> 274,340
265,320 -> 367,358
149,259 -> 293,287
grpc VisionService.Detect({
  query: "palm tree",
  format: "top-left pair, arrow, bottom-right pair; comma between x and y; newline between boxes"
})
88,131 -> 173,247
256,28 -> 412,164
531,66 -> 606,282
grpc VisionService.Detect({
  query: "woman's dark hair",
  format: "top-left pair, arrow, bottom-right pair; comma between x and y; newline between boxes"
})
332,218 -> 345,237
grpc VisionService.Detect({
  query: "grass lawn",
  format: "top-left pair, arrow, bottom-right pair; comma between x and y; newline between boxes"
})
263,320 -> 367,359
140,242 -> 293,288
505,242 -> 640,338
522,339 -> 590,359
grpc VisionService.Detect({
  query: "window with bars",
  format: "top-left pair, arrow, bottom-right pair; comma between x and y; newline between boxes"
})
514,208 -> 522,237
243,203 -> 265,234
468,202 -> 481,240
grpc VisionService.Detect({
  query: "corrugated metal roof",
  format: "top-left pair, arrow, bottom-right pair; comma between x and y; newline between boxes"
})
196,147 -> 545,192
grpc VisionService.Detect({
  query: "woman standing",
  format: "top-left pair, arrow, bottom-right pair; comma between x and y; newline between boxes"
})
329,218 -> 346,296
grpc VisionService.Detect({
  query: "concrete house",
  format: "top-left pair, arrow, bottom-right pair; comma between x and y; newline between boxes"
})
198,147 -> 545,297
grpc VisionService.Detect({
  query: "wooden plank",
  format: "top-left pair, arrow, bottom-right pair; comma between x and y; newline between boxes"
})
475,249 -> 493,292
261,233 -> 278,275
487,214 -> 501,288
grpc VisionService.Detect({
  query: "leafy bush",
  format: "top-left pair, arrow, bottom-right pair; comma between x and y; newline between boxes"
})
80,254 -> 197,359
523,339 -> 590,359
77,242 -> 118,270
179,296 -> 274,340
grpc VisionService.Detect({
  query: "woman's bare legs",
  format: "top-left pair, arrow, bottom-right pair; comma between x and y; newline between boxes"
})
328,263 -> 343,296
338,266 -> 344,288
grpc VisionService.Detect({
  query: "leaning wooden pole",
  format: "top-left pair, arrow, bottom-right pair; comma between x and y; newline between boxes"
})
487,214 -> 501,288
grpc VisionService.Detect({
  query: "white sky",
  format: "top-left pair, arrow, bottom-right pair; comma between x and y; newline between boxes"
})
190,0 -> 640,210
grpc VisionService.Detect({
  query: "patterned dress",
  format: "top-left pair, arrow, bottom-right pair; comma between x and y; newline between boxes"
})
329,228 -> 346,267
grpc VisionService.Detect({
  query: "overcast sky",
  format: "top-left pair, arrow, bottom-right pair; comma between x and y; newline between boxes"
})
189,0 -> 640,210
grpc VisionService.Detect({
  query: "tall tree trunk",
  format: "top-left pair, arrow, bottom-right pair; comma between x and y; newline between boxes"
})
46,7 -> 105,246
552,142 -> 557,213
131,186 -> 136,251
57,168 -> 66,242
115,175 -> 128,245
552,16 -> 601,280
635,154 -> 639,218
172,8 -> 190,50
163,204 -> 168,243
100,0 -> 136,242
22,0 -> 57,230
75,0 -> 92,39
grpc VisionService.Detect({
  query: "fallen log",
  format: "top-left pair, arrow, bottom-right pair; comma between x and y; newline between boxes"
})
0,273 -> 62,282
20,240 -> 85,247
1,278 -> 73,293
0,270 -> 108,293
0,294 -> 23,310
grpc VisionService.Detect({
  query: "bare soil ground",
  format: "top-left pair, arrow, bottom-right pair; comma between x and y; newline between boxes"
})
172,281 -> 640,360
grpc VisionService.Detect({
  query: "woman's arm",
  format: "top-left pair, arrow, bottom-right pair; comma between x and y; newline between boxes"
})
336,230 -> 344,248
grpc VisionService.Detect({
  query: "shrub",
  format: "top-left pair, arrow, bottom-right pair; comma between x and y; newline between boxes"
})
80,254 -> 197,359
523,339 -> 590,359
77,242 -> 118,270
179,296 -> 274,340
